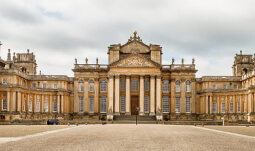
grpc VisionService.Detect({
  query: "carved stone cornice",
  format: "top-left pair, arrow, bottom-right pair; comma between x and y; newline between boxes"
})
181,78 -> 186,82
84,77 -> 89,81
94,77 -> 99,81
191,78 -> 196,82
170,78 -> 176,82
150,74 -> 156,78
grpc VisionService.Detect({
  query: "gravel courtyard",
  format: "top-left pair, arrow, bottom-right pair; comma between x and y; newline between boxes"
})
0,125 -> 254,151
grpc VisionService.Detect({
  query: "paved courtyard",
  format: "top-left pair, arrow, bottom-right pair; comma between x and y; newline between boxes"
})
0,124 -> 254,151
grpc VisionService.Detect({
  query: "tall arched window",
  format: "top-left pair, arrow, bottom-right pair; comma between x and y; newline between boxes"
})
186,80 -> 191,92
100,80 -> 107,92
120,79 -> 125,91
175,80 -> 180,92
131,79 -> 139,91
89,80 -> 94,92
79,80 -> 84,92
144,78 -> 149,92
163,80 -> 169,93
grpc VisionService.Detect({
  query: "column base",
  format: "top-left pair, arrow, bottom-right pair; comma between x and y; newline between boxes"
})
149,112 -> 155,116
139,112 -> 144,116
125,112 -> 131,115
114,112 -> 120,116
107,114 -> 113,121
248,113 -> 255,122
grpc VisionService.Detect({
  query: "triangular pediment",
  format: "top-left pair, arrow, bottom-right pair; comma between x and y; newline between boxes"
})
110,53 -> 160,68
120,40 -> 150,54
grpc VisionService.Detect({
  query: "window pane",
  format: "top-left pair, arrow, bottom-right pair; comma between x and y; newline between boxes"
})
229,102 -> 233,113
29,101 -> 32,112
221,103 -> 225,113
36,101 -> 40,112
89,80 -> 94,92
131,79 -> 139,91
100,96 -> 107,113
186,80 -> 191,92
237,102 -> 240,113
175,97 -> 180,113
100,80 -> 107,92
79,96 -> 83,112
144,79 -> 149,92
79,80 -> 84,92
163,80 -> 169,93
53,102 -> 57,112
120,79 -> 125,91
212,103 -> 217,113
144,96 -> 149,113
89,96 -> 94,113
2,99 -> 7,110
175,81 -> 180,92
44,102 -> 48,112
120,95 -> 125,113
186,97 -> 190,113
162,97 -> 169,113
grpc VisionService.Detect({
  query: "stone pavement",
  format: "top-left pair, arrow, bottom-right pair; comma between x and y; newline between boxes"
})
0,125 -> 254,151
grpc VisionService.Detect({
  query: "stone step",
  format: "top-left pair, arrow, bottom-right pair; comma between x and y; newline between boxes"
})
114,115 -> 156,121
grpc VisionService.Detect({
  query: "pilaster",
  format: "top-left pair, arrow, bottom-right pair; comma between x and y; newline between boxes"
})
150,75 -> 155,115
209,95 -> 212,114
84,78 -> 89,113
114,75 -> 120,115
61,95 -> 64,113
57,95 -> 60,113
125,75 -> 131,115
139,75 -> 144,115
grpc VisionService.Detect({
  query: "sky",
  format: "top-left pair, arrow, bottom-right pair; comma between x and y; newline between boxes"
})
0,0 -> 255,78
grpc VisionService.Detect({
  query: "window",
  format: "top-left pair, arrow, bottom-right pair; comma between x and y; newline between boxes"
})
29,101 -> 32,112
79,80 -> 84,92
2,78 -> 7,84
229,102 -> 233,113
237,102 -> 240,113
79,96 -> 83,113
53,102 -> 57,112
131,79 -> 139,91
221,96 -> 224,100
32,83 -> 36,88
144,96 -> 149,113
175,81 -> 180,93
162,80 -> 169,93
44,102 -> 48,112
244,101 -> 246,112
186,80 -> 191,92
53,96 -> 56,100
162,96 -> 169,113
223,84 -> 228,90
233,84 -> 238,89
100,96 -> 107,113
186,97 -> 191,113
45,95 -> 48,99
229,96 -> 232,100
213,97 -> 216,100
89,96 -> 94,113
89,80 -> 94,92
30,95 -> 32,98
212,103 -> 217,113
36,101 -> 40,112
37,95 -> 40,99
175,97 -> 180,113
2,99 -> 7,110
120,95 -> 125,113
100,80 -> 107,92
144,79 -> 149,92
42,83 -> 46,89
120,79 -> 125,91
53,83 -> 57,89
212,84 -> 217,90
221,103 -> 225,113
23,101 -> 25,111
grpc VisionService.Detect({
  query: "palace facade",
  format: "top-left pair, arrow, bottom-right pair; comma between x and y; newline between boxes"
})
0,31 -> 255,122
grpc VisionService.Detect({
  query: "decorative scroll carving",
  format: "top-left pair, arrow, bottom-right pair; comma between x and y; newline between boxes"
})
117,56 -> 155,67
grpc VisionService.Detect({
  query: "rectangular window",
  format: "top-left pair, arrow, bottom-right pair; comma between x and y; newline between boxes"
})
23,101 -> 26,111
100,81 -> 107,92
44,102 -> 48,112
212,84 -> 217,90
53,102 -> 57,112
223,84 -> 228,90
237,102 -> 240,113
229,102 -> 233,113
244,101 -> 246,112
36,101 -> 40,112
29,101 -> 32,112
144,96 -> 149,113
221,103 -> 225,113
120,79 -> 125,91
53,83 -> 57,89
131,79 -> 139,91
175,97 -> 180,113
186,97 -> 191,113
32,83 -> 36,88
162,96 -> 169,113
163,80 -> 169,93
79,96 -> 83,113
45,95 -> 48,99
144,79 -> 149,92
89,82 -> 94,92
212,103 -> 217,113
120,95 -> 125,113
42,83 -> 46,89
233,84 -> 238,89
100,96 -> 107,113
89,96 -> 94,113
2,78 -> 7,84
2,99 -> 7,110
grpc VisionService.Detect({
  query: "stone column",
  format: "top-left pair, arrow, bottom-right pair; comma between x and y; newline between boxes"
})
50,95 -> 52,113
191,78 -> 196,113
170,79 -> 175,114
156,75 -> 162,114
205,95 -> 208,114
180,78 -> 186,113
12,91 -> 16,112
74,78 -> 79,113
150,75 -> 155,115
34,94 -> 36,112
225,96 -> 228,113
7,91 -> 10,111
17,91 -> 21,112
125,75 -> 131,115
248,93 -> 252,113
108,75 -> 114,120
41,94 -> 44,112
217,96 -> 220,114
57,95 -> 60,113
84,78 -> 89,113
61,95 -> 64,113
115,75 -> 120,115
209,95 -> 212,114
139,75 -> 144,115
240,95 -> 243,113
233,95 -> 236,113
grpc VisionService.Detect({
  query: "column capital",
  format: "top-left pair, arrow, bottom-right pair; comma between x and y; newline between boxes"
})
191,78 -> 196,82
84,77 -> 89,81
108,74 -> 114,79
150,74 -> 156,78
125,74 -> 131,78
139,74 -> 145,78
156,74 -> 162,79
170,78 -> 176,82
180,78 -> 186,82
115,74 -> 120,79
94,77 -> 99,81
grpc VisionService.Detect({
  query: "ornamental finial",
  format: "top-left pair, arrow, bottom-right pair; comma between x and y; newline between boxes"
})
133,30 -> 137,38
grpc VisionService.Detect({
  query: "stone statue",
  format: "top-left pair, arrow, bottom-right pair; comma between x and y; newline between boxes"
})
172,58 -> 174,64
75,58 -> 77,64
192,58 -> 195,64
182,58 -> 184,64
96,57 -> 98,64
86,58 -> 88,64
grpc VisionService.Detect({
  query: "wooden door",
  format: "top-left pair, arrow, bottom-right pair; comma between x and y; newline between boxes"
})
131,96 -> 139,115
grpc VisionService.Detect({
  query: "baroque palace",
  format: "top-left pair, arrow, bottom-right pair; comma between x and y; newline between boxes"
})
0,31 -> 255,123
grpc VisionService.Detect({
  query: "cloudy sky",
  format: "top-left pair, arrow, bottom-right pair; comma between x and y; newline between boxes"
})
0,0 -> 255,77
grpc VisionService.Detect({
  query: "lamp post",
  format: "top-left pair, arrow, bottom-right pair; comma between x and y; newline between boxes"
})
136,107 -> 140,125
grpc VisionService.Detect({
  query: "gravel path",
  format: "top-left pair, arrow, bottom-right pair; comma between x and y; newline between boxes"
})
0,125 -> 254,151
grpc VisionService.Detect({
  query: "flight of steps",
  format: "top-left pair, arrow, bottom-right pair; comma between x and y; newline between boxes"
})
113,115 -> 157,124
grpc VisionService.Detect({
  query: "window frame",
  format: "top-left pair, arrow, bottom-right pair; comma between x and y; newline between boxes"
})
79,80 -> 84,92
100,96 -> 107,113
144,78 -> 149,92
131,78 -> 139,91
79,96 -> 84,113
212,84 -> 217,90
89,80 -> 94,92
175,81 -> 180,93
162,80 -> 169,93
53,102 -> 57,112
120,79 -> 126,92
186,80 -> 191,92
36,101 -> 40,112
120,95 -> 125,113
144,96 -> 149,113
42,83 -> 46,89
100,80 -> 107,92
2,99 -> 7,111
221,102 -> 225,113
89,96 -> 94,113
53,83 -> 57,89
212,102 -> 217,113
186,97 -> 191,113
44,102 -> 48,112
175,97 -> 180,113
162,96 -> 169,113
229,102 -> 233,113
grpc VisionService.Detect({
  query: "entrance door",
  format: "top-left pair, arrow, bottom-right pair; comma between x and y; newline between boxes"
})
131,96 -> 139,115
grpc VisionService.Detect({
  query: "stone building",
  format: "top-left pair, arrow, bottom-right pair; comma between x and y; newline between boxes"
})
0,32 -> 255,123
